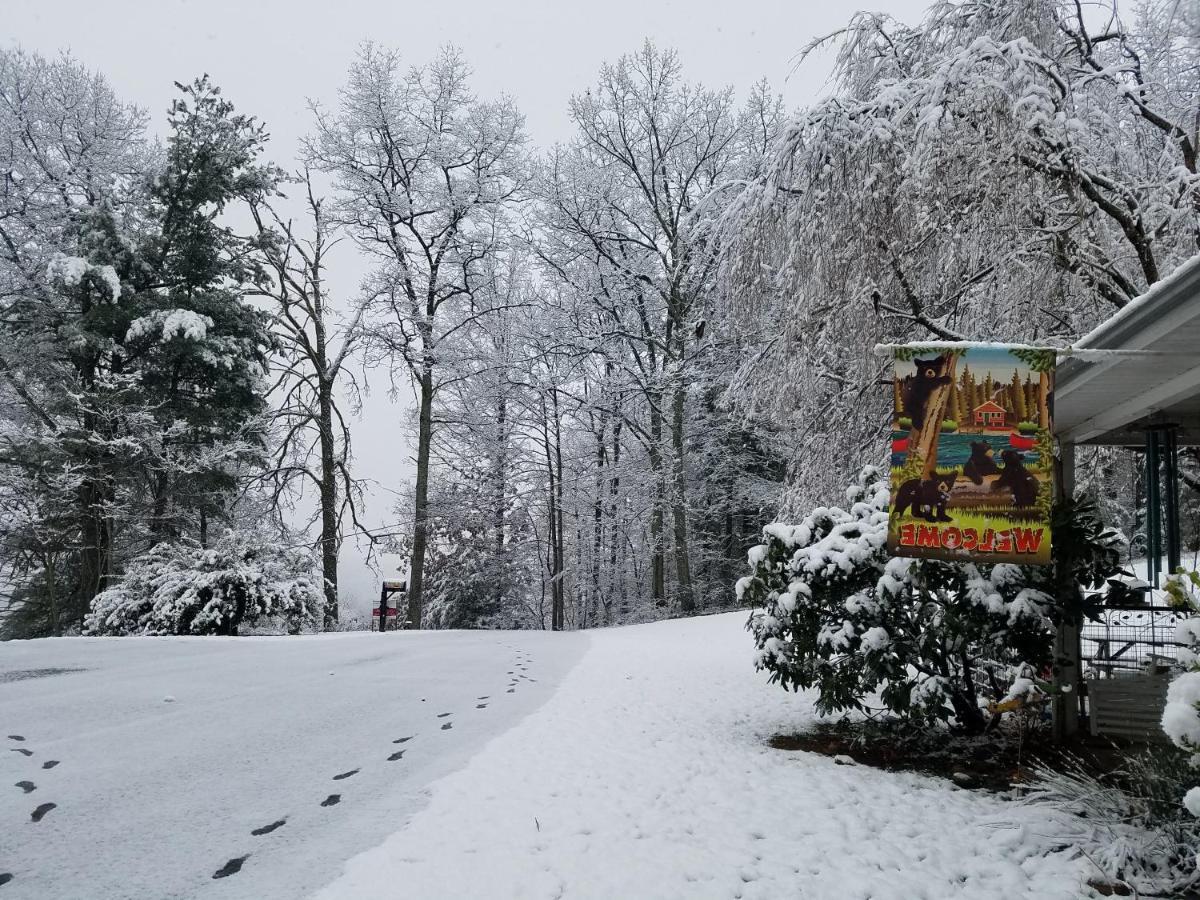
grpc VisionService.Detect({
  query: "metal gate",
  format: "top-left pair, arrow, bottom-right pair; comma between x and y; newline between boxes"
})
1082,603 -> 1181,740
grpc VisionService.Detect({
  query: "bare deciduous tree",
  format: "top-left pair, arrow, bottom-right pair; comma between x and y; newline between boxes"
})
722,0 -> 1200,510
251,170 -> 371,628
307,44 -> 527,627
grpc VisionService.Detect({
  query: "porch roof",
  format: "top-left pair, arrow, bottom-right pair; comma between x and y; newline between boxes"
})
1055,253 -> 1200,447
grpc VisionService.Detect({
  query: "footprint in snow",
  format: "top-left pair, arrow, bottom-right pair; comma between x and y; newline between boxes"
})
9,749 -> 31,757
332,769 -> 359,781
15,781 -> 35,794
7,735 -> 24,742
320,794 -> 341,807
388,750 -> 406,762
506,688 -> 515,694
436,712 -> 451,718
0,873 -> 12,886
212,855 -> 249,879
41,761 -> 58,770
251,818 -> 286,836
476,703 -> 488,709
441,722 -> 453,731
392,736 -> 413,745
477,695 -> 489,700
30,802 -> 55,822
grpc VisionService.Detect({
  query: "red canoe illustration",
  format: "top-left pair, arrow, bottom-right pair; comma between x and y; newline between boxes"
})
892,437 -> 909,453
1009,432 -> 1036,450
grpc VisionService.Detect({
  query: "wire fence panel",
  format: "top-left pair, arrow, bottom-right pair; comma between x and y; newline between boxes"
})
1081,604 -> 1184,679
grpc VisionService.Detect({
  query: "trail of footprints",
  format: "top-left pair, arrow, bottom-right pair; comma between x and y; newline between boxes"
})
7,734 -> 59,821
2,733 -> 62,888
4,649 -> 536,888
213,646 -> 538,882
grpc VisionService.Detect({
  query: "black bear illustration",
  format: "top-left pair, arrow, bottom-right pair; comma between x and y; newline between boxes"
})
992,449 -> 1039,507
894,471 -> 958,522
901,356 -> 953,430
962,441 -> 1001,485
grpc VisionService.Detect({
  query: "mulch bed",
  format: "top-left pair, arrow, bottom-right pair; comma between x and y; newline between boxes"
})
770,719 -> 1130,793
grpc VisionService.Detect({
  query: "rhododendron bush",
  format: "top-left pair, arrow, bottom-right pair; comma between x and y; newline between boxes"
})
1162,570 -> 1200,818
85,529 -> 321,636
739,466 -> 1121,732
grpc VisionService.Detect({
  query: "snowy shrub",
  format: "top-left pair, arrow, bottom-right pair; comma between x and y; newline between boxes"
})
1162,569 -> 1200,817
740,466 -> 1122,733
84,529 -> 320,636
1022,750 -> 1200,895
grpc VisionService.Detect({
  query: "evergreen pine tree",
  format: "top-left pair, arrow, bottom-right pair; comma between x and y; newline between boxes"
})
1011,369 -> 1029,421
126,76 -> 281,542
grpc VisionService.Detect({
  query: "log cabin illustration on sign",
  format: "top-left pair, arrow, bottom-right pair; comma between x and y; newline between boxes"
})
888,345 -> 1055,565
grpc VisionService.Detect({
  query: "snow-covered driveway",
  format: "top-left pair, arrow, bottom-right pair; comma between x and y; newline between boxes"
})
319,612 -> 1096,900
0,629 -> 586,899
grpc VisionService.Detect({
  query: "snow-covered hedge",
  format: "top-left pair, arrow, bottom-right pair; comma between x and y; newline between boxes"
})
85,529 -> 321,636
739,466 -> 1119,732
1162,570 -> 1200,817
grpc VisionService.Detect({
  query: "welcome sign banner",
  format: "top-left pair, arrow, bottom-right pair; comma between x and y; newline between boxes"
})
887,344 -> 1055,566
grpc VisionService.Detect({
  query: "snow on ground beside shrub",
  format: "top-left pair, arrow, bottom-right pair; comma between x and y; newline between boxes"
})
316,612 -> 1095,900
0,630 -> 586,899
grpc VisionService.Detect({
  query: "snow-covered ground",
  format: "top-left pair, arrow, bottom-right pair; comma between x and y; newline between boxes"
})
0,629 -> 585,899
2,613 -> 1099,900
318,613 -> 1096,900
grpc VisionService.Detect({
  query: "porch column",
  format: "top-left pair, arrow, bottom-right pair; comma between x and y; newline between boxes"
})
1052,441 -> 1081,741
1162,425 -> 1182,576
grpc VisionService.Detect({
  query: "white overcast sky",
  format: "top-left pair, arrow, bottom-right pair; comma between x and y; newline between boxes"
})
7,0 -> 929,615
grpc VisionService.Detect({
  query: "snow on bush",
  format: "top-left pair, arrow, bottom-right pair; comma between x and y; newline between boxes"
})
85,529 -> 320,636
740,465 -> 1115,732
1021,749 -> 1200,896
1162,570 -> 1200,815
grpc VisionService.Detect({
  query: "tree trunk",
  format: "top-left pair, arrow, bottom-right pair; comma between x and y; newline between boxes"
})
592,431 -> 604,627
78,473 -> 112,610
574,501 -> 586,628
610,418 -> 622,622
150,471 -> 171,540
670,382 -> 695,612
551,388 -> 566,630
318,376 -> 339,630
648,397 -> 666,603
150,369 -> 183,541
407,362 -> 435,630
493,392 -> 507,614
911,355 -> 959,480
649,486 -> 666,602
539,392 -> 566,631
45,556 -> 59,637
